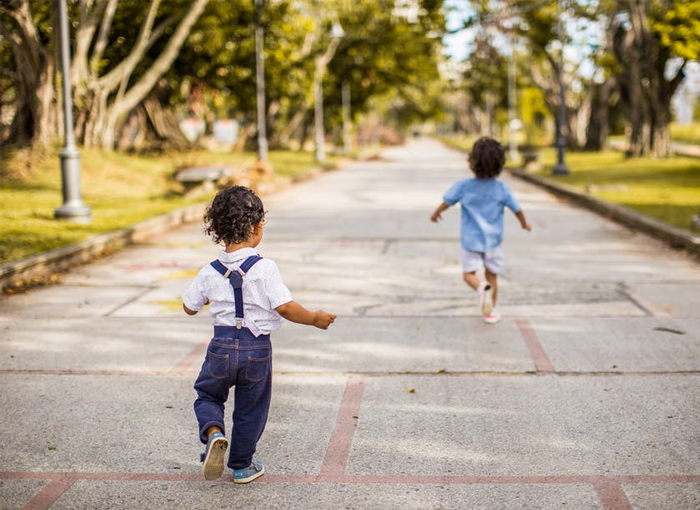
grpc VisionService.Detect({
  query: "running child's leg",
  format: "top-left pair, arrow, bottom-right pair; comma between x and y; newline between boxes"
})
485,269 -> 498,306
462,271 -> 479,291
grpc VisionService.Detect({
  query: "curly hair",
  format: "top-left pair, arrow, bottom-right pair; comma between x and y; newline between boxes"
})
203,186 -> 266,246
468,137 -> 506,179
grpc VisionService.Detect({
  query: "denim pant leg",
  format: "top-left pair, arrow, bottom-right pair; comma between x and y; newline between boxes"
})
227,345 -> 273,469
193,339 -> 234,444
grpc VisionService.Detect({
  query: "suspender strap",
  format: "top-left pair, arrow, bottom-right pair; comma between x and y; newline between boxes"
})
210,255 -> 262,329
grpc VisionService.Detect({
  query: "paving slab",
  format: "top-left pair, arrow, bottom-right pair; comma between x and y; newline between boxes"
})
273,318 -> 535,373
42,480 -> 604,510
530,318 -> 700,372
348,375 -> 700,477
623,482 -> 700,510
0,286 -> 147,320
0,374 -> 346,475
0,318 -> 210,372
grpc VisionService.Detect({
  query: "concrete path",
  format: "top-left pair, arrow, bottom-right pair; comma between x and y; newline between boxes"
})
1,139 -> 699,510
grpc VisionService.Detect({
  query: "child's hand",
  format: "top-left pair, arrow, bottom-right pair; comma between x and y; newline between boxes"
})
313,310 -> 337,329
431,202 -> 449,223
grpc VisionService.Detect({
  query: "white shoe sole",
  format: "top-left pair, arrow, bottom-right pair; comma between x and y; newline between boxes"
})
483,314 -> 501,324
202,436 -> 228,480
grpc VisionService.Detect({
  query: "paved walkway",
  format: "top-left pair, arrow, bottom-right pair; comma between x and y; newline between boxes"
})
1,139 -> 699,510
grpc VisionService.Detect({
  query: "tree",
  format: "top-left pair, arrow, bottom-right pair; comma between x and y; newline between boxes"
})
0,0 -> 209,150
0,1 -> 56,147
610,0 -> 700,157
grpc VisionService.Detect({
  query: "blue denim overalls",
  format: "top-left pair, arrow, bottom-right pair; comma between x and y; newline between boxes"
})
193,255 -> 273,470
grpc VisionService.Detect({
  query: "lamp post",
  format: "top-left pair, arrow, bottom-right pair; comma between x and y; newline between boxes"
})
254,0 -> 268,163
552,0 -> 569,175
54,0 -> 91,223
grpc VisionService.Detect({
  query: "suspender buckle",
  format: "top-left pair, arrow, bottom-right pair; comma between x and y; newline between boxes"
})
236,319 -> 243,330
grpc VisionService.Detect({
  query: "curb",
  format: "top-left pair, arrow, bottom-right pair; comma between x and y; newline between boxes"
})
0,202 -> 208,293
508,168 -> 700,257
0,160 -> 349,294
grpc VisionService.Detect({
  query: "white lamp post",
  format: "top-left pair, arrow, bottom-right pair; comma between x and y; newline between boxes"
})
54,0 -> 91,223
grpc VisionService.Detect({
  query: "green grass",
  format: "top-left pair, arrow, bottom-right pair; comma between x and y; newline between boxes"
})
0,147 -> 334,264
535,149 -> 700,233
670,123 -> 700,145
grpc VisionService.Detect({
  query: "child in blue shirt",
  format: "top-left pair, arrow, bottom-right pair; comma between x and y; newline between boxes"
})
182,186 -> 336,483
431,137 -> 531,323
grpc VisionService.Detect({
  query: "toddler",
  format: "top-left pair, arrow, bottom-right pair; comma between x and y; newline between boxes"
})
182,186 -> 336,483
431,137 -> 531,323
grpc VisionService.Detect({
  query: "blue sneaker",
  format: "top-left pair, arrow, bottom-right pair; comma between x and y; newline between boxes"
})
233,460 -> 265,484
200,432 -> 228,480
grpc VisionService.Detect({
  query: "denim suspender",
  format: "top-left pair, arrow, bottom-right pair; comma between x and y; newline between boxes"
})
210,255 -> 262,329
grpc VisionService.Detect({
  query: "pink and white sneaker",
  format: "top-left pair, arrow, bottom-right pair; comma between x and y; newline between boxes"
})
478,283 -> 493,316
483,308 -> 501,324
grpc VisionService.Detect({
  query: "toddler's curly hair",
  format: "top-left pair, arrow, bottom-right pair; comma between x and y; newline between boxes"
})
203,186 -> 266,246
468,137 -> 506,179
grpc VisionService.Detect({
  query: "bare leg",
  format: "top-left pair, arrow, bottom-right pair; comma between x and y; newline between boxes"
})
485,270 -> 498,306
205,426 -> 223,438
462,272 -> 479,291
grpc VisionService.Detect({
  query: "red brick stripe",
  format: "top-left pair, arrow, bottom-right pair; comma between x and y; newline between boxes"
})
319,374 -> 366,477
517,319 -> 556,373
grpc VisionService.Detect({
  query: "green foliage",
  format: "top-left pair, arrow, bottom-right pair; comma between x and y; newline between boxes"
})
536,149 -> 700,232
163,0 -> 448,141
519,87 -> 551,146
650,0 -> 700,60
669,123 -> 700,145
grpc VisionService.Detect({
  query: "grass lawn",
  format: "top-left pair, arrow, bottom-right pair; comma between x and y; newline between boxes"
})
535,148 -> 700,233
670,123 -> 700,146
0,147 -> 333,265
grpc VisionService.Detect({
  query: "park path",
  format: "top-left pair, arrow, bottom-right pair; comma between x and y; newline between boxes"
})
1,138 -> 699,509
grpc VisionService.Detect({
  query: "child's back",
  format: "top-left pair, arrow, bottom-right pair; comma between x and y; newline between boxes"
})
430,137 -> 531,324
182,186 -> 335,483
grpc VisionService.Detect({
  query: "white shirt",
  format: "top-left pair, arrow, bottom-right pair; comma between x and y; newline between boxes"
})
182,248 -> 293,336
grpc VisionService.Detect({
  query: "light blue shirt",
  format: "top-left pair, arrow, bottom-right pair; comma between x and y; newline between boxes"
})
443,178 -> 521,252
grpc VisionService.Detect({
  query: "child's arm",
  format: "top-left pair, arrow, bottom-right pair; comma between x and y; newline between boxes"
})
276,301 -> 336,329
515,210 -> 532,231
430,202 -> 450,223
183,298 -> 209,316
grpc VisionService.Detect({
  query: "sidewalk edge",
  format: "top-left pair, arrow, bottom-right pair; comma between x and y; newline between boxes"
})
508,168 -> 700,257
0,202 -> 209,293
0,159 -> 350,294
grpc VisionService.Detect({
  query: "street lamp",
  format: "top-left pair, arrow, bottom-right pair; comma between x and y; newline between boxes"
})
54,0 -> 91,223
254,0 -> 268,163
552,0 -> 569,175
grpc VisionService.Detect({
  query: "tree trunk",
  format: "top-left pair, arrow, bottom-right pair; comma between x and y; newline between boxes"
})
0,0 -> 57,147
612,0 -> 686,158
584,78 -> 614,151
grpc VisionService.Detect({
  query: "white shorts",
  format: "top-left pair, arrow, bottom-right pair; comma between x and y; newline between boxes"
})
460,245 -> 504,274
